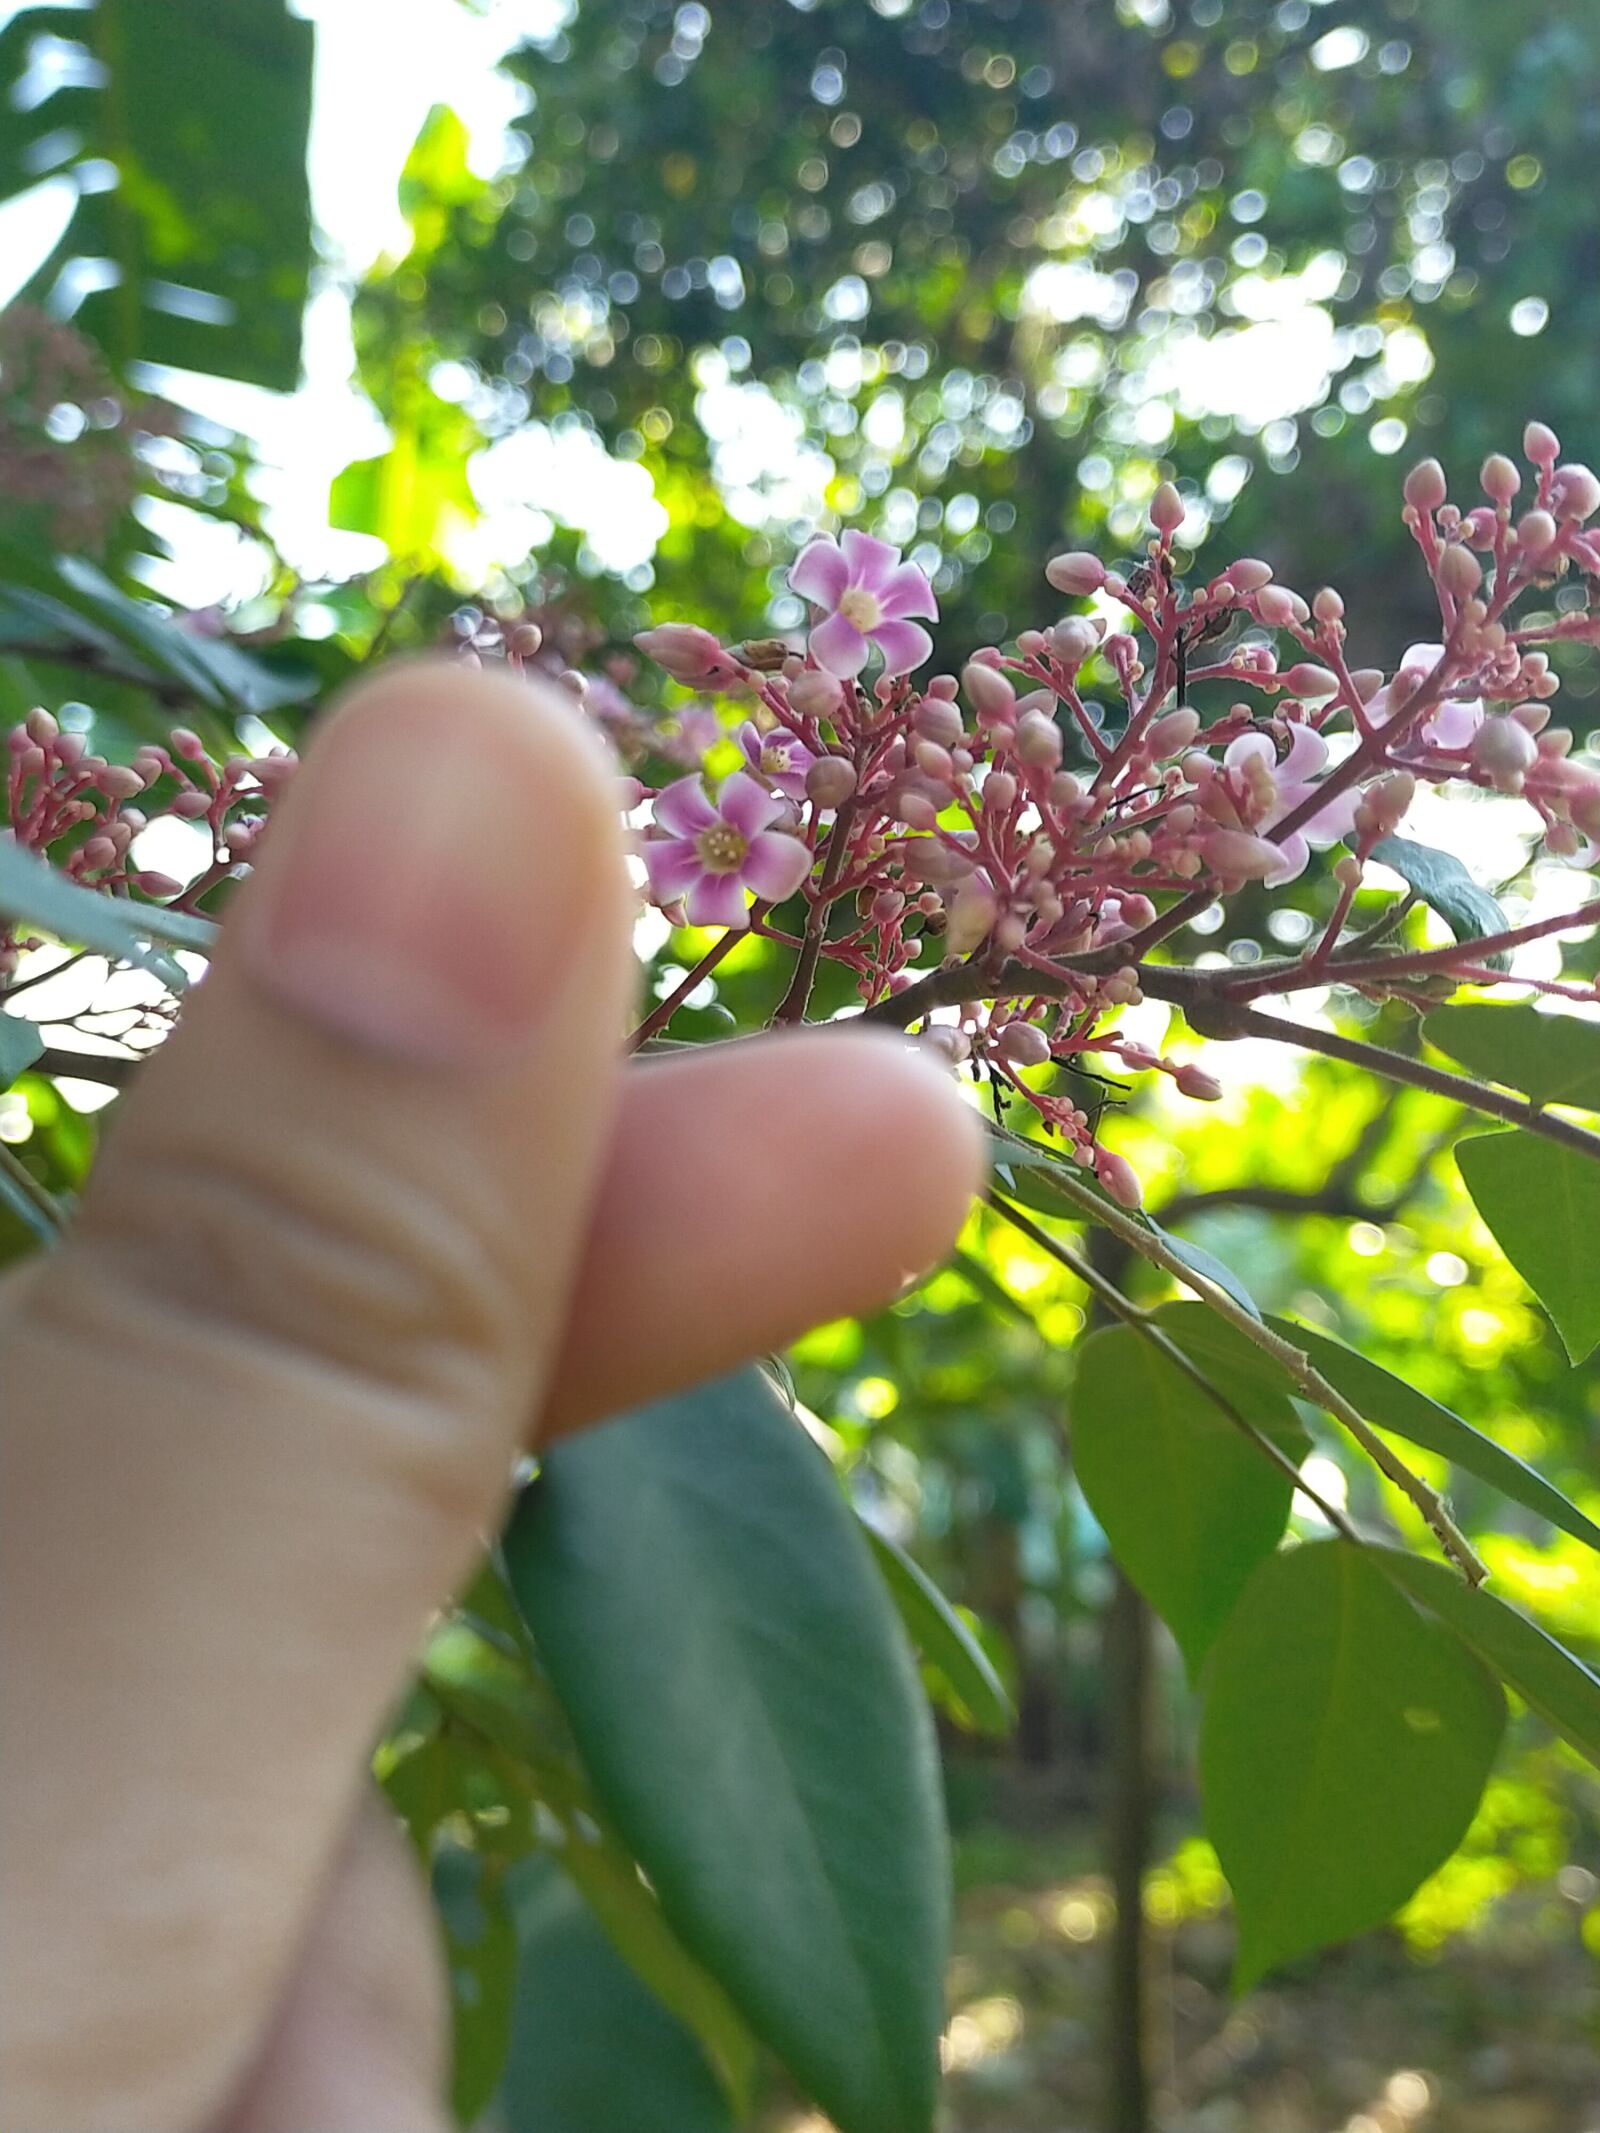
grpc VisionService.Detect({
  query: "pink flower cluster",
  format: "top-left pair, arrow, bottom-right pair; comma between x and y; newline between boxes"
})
2,708 -> 296,974
629,422 -> 1600,1189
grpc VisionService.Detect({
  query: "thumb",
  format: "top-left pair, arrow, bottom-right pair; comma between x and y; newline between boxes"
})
0,661 -> 636,2131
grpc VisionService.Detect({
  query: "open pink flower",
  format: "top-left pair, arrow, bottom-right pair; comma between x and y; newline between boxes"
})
1223,726 -> 1360,885
737,719 -> 815,799
1369,642 -> 1484,751
642,770 -> 812,926
789,530 -> 938,679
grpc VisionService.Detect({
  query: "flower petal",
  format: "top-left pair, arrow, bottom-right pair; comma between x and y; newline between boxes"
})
717,769 -> 782,839
742,828 -> 813,903
652,774 -> 718,838
1223,731 -> 1275,774
788,536 -> 851,608
642,837 -> 705,903
685,871 -> 750,928
1425,698 -> 1484,751
1263,832 -> 1310,886
1278,725 -> 1329,781
840,528 -> 901,590
870,618 -> 934,677
877,560 -> 940,621
810,608 -> 871,678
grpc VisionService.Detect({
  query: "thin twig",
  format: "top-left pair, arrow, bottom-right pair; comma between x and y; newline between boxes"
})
0,1142 -> 65,1235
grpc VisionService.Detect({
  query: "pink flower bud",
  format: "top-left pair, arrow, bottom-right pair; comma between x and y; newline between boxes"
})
963,660 -> 1017,724
1403,459 -> 1448,512
1198,829 -> 1282,880
170,789 -> 212,819
1044,551 -> 1107,597
926,673 -> 960,700
1050,616 -> 1099,667
1095,1147 -> 1143,1210
53,733 -> 86,766
1461,507 -> 1499,547
1517,510 -> 1559,559
1227,558 -> 1273,593
1470,716 -> 1538,791
134,871 -> 184,898
1371,772 -> 1416,833
634,623 -> 734,686
870,889 -> 906,925
93,763 -> 145,799
1348,668 -> 1384,701
913,695 -> 965,749
1285,662 -> 1339,699
1480,454 -> 1520,504
1568,776 -> 1600,841
1511,702 -> 1550,734
920,1025 -> 971,1066
996,1020 -> 1051,1069
1175,1063 -> 1223,1102
1015,709 -> 1064,768
1553,464 -> 1600,522
805,756 -> 858,809
1049,771 -> 1084,809
1255,585 -> 1298,628
1147,707 -> 1199,754
1524,421 -> 1561,466
944,876 -> 1000,954
1150,481 -> 1186,534
983,770 -> 1018,813
79,835 -> 117,871
25,707 -> 59,745
789,668 -> 843,718
1436,545 -> 1482,597
1312,587 -> 1344,623
169,728 -> 207,761
509,621 -> 544,658
892,790 -> 940,830
913,740 -> 955,784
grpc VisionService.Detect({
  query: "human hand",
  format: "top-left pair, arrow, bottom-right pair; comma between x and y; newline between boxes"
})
0,663 -> 982,2131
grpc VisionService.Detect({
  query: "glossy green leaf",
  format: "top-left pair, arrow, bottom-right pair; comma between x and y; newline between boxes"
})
434,1844 -> 518,2129
1368,835 -> 1510,967
1072,1321 -> 1300,1671
0,1014 -> 43,1090
1267,1316 -> 1600,1553
1142,1218 -> 1263,1321
1456,1130 -> 1600,1362
1200,1541 -> 1505,1991
0,837 -> 211,987
1426,1002 -> 1600,1113
500,1858 -> 736,2133
504,1368 -> 948,2133
1375,1550 -> 1600,1770
866,1524 -> 1013,1736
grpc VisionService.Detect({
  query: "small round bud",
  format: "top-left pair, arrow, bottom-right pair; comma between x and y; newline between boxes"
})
790,669 -> 844,718
943,876 -> 1000,954
1524,420 -> 1561,466
1480,454 -> 1520,505
1147,707 -> 1200,754
1517,510 -> 1559,559
805,756 -> 858,809
1044,550 -> 1107,598
25,707 -> 59,745
1285,662 -> 1339,699
962,660 -> 1017,724
1050,616 -> 1099,667
510,621 -> 544,658
1436,544 -> 1482,598
995,1020 -> 1051,1070
1094,1147 -> 1143,1211
134,871 -> 185,899
913,740 -> 955,784
1150,481 -> 1186,535
1312,587 -> 1344,624
913,694 -> 965,749
1469,716 -> 1538,791
920,1025 -> 971,1066
926,673 -> 960,700
1333,853 -> 1364,891
1015,709 -> 1064,768
1510,701 -> 1551,734
1403,458 -> 1448,512
94,764 -> 145,799
870,889 -> 906,925
983,771 -> 1019,813
1226,558 -> 1273,593
1048,771 -> 1084,809
892,791 -> 939,831
1255,585 -> 1299,628
1552,464 -> 1600,523
1174,1063 -> 1223,1103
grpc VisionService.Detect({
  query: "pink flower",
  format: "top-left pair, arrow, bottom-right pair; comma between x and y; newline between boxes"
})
788,530 -> 938,679
1368,643 -> 1484,751
1223,726 -> 1360,885
642,770 -> 812,927
737,720 -> 815,799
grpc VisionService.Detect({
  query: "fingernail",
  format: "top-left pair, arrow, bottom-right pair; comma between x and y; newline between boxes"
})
239,671 -> 616,1065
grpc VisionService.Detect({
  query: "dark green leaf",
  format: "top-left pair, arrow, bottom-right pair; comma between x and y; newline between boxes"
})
1366,835 -> 1510,968
500,1857 -> 736,2133
0,837 -> 211,986
433,1845 -> 519,2129
1072,1320 -> 1300,1671
1375,1550 -> 1600,1770
504,1368 -> 947,2133
1456,1130 -> 1600,1361
1142,1219 -> 1263,1320
1267,1315 -> 1600,1554
1426,1002 -> 1600,1113
1200,1541 -> 1505,1991
865,1524 -> 1013,1736
0,1014 -> 44,1090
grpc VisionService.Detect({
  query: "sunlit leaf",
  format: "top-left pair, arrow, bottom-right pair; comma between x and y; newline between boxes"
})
1426,1003 -> 1600,1113
1072,1322 -> 1299,1671
1365,835 -> 1510,968
504,1367 -> 948,2133
1456,1131 -> 1600,1362
1200,1540 -> 1505,1992
865,1524 -> 1013,1736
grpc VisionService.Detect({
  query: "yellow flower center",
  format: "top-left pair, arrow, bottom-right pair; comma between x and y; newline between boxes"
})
696,824 -> 750,874
838,585 -> 883,631
762,743 -> 791,775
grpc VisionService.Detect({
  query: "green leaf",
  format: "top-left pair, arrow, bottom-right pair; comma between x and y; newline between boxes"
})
500,1857 -> 736,2133
1375,1550 -> 1600,1770
1426,1002 -> 1600,1112
504,1368 -> 948,2133
3,0 -> 314,389
434,1845 -> 519,2129
1456,1130 -> 1600,1362
865,1524 -> 1013,1736
0,1014 -> 44,1091
1266,1315 -> 1600,1554
1367,835 -> 1510,968
1142,1217 -> 1262,1321
0,838 -> 213,987
1071,1320 -> 1300,1671
1200,1541 -> 1506,1991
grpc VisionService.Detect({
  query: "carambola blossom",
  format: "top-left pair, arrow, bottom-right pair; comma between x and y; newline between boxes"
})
642,770 -> 812,927
1222,726 -> 1362,885
788,530 -> 938,679
738,719 -> 816,799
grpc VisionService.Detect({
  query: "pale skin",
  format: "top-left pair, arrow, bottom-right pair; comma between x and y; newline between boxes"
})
0,663 -> 983,2132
